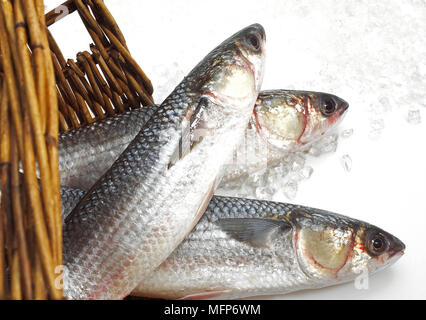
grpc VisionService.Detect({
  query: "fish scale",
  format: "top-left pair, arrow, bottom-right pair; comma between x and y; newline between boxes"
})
59,105 -> 159,189
63,24 -> 266,299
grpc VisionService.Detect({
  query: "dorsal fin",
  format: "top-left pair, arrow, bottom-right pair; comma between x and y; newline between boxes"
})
216,218 -> 292,248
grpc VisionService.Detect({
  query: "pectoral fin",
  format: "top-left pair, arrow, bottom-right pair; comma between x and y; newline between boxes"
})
216,218 -> 292,248
168,98 -> 211,170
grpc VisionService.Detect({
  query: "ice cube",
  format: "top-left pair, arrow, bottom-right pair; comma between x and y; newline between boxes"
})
308,134 -> 339,155
369,118 -> 385,140
378,96 -> 392,113
308,146 -> 321,157
288,171 -> 304,183
255,186 -> 274,200
247,170 -> 267,186
283,180 -> 298,200
340,128 -> 354,138
341,154 -> 352,172
370,118 -> 385,131
276,163 -> 290,178
320,138 -> 338,154
407,109 -> 421,125
300,166 -> 314,179
291,154 -> 306,172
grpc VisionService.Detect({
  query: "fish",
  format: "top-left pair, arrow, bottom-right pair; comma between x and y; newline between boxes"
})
60,188 -> 405,300
58,90 -> 348,189
62,24 -> 266,300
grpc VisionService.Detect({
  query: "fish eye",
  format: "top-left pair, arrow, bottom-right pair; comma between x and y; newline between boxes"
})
320,98 -> 337,117
246,33 -> 261,52
367,233 -> 388,256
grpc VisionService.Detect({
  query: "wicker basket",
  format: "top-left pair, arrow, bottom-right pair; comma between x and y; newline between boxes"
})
46,0 -> 154,132
0,0 -> 154,299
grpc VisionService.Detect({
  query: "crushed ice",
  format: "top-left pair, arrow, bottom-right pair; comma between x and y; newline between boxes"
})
309,134 -> 339,156
340,128 -> 354,139
369,118 -> 385,140
141,0 -> 425,202
216,130 -> 347,201
283,180 -> 298,200
407,109 -> 421,125
341,155 -> 353,172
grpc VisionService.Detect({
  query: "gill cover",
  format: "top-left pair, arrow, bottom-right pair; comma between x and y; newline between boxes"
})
292,209 -> 355,281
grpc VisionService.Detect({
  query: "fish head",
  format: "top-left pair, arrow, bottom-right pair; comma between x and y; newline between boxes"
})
348,224 -> 405,276
301,92 -> 349,146
290,208 -> 404,285
188,24 -> 266,119
253,91 -> 349,151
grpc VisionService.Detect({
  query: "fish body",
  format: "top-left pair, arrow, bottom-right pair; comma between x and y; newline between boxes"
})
63,24 -> 266,299
60,188 -> 404,300
58,91 -> 348,189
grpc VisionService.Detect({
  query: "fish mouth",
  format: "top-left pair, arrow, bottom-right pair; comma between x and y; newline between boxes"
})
388,237 -> 406,258
380,249 -> 405,272
340,100 -> 350,114
328,100 -> 349,128
389,250 -> 404,259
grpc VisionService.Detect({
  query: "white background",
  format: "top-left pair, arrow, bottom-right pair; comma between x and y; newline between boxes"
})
45,0 -> 426,299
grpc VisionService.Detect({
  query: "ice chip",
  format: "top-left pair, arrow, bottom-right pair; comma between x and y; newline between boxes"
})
255,186 -> 274,200
341,154 -> 352,172
308,146 -> 321,157
283,180 -> 298,200
301,166 -> 314,179
370,118 -> 385,131
280,163 -> 290,177
407,109 -> 421,125
308,134 -> 339,156
378,96 -> 392,113
369,118 -> 385,140
291,154 -> 306,172
247,170 -> 267,186
262,168 -> 276,186
288,171 -> 304,183
320,138 -> 338,154
340,128 -> 354,138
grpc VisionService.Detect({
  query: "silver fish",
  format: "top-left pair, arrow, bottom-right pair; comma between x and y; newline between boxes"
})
135,197 -> 405,300
63,24 -> 266,299
60,188 -> 405,300
58,91 -> 348,189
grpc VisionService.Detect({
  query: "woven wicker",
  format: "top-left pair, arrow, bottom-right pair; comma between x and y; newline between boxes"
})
0,0 -> 154,299
46,0 -> 154,131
